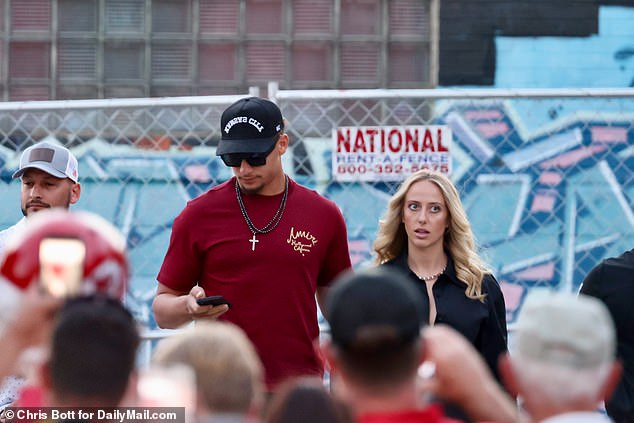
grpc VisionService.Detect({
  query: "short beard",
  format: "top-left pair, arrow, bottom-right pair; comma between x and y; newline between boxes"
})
237,181 -> 265,196
21,195 -> 71,217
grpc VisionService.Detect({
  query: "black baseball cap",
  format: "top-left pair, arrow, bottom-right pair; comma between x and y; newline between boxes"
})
216,97 -> 285,155
326,267 -> 427,350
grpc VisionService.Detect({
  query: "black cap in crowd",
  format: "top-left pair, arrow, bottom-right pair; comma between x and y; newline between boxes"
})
216,97 -> 284,155
326,267 -> 427,350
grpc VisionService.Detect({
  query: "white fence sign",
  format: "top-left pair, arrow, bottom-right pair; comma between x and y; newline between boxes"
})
332,125 -> 452,181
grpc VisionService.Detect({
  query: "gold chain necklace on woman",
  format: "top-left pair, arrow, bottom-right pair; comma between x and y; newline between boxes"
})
235,175 -> 289,251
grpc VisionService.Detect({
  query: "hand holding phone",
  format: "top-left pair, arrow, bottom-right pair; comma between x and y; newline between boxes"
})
196,295 -> 231,308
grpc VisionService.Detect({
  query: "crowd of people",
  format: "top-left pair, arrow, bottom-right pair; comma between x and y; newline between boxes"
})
0,97 -> 631,423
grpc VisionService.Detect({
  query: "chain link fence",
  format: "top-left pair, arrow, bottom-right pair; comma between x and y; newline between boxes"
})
1,88 -> 633,332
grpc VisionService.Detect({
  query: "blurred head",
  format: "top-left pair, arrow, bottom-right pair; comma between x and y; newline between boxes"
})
264,377 -> 354,423
325,267 -> 427,392
216,97 -> 288,194
0,209 -> 129,332
500,293 -> 621,414
44,296 -> 139,406
13,142 -> 81,217
152,321 -> 264,416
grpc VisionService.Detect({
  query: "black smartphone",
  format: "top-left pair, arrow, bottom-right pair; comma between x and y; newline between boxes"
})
196,295 -> 231,308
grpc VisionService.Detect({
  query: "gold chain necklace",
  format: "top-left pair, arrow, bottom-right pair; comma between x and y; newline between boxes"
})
235,176 -> 289,251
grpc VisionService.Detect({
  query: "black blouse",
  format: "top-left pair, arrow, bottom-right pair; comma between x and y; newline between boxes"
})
382,251 -> 508,382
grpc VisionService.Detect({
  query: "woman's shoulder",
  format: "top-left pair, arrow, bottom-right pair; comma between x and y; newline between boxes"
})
480,272 -> 502,295
380,252 -> 408,269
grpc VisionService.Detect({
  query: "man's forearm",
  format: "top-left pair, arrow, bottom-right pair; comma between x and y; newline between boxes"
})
461,381 -> 520,423
152,293 -> 192,329
0,335 -> 23,382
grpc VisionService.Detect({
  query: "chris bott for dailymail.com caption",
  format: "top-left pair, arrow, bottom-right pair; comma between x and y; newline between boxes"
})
3,407 -> 185,422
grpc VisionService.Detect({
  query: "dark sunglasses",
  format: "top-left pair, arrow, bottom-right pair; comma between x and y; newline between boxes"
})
220,151 -> 270,167
220,136 -> 280,167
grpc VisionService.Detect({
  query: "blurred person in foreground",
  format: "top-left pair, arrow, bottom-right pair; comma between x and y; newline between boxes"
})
0,141 -> 81,255
40,296 -> 139,408
580,250 -> 634,423
321,267 -> 518,423
154,97 -> 352,390
152,321 -> 264,422
499,293 -> 623,423
263,376 -> 354,423
0,209 -> 130,412
373,170 -> 507,382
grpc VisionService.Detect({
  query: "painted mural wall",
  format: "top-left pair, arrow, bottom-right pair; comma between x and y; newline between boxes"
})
440,2 -> 634,88
438,3 -> 634,321
495,6 -> 634,88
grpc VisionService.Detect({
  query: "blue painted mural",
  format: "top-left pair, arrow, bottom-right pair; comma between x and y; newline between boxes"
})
495,7 -> 634,88
2,92 -> 632,329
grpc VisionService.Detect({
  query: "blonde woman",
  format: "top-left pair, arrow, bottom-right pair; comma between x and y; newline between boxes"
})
374,169 -> 507,381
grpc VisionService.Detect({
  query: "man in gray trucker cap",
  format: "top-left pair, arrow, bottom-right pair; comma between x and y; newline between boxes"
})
0,141 -> 81,412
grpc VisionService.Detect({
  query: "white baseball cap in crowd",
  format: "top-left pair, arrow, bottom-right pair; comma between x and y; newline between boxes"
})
514,293 -> 616,369
12,141 -> 79,183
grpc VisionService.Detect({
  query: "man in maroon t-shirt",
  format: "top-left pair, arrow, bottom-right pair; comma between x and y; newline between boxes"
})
153,97 -> 352,390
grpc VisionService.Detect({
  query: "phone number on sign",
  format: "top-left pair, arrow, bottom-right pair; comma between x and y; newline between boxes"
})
336,163 -> 449,175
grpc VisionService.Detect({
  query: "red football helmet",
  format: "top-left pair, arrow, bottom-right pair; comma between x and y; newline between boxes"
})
0,209 -> 129,300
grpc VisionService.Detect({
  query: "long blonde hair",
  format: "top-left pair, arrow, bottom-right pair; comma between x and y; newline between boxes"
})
373,170 -> 489,300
